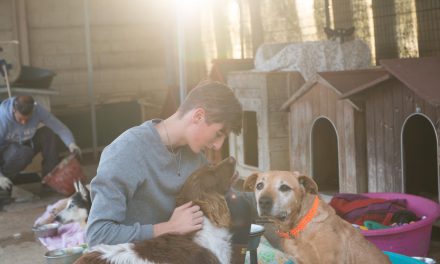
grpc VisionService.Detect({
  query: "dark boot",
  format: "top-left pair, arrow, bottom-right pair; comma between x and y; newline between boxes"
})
0,185 -> 12,211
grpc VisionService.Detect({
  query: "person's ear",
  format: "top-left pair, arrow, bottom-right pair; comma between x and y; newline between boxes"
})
192,107 -> 206,123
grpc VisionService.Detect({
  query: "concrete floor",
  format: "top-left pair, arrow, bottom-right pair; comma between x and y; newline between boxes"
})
0,160 -> 439,264
0,161 -> 98,264
0,186 -> 62,263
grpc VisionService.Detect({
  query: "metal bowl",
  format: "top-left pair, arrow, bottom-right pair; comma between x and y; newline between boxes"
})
32,223 -> 60,238
44,246 -> 84,264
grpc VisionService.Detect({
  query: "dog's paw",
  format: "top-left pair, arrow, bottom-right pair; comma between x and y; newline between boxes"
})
0,176 -> 12,190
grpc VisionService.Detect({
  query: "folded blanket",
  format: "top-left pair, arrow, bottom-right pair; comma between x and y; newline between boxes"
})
38,222 -> 86,251
34,200 -> 86,250
330,193 -> 407,225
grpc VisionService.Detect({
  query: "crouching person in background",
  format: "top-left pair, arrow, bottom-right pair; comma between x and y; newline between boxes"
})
0,95 -> 80,208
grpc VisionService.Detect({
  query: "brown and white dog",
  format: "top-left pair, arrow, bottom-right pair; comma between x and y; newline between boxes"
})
75,157 -> 238,264
244,171 -> 391,264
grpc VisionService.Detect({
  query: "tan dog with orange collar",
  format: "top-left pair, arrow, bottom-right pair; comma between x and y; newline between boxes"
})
244,171 -> 391,264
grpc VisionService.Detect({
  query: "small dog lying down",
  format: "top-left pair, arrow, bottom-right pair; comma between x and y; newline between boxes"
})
244,171 -> 391,264
75,157 -> 238,264
55,181 -> 91,228
34,181 -> 91,228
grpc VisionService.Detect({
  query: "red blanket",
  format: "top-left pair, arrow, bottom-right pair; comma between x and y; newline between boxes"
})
330,194 -> 407,226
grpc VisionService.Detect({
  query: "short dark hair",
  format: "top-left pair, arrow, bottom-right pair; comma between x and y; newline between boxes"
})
14,95 -> 35,116
178,81 -> 243,135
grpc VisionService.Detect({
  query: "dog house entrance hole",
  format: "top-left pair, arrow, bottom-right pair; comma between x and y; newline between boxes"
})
243,111 -> 258,167
311,118 -> 339,193
403,114 -> 439,201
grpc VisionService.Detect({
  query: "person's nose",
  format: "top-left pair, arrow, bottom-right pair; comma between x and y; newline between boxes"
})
211,136 -> 225,151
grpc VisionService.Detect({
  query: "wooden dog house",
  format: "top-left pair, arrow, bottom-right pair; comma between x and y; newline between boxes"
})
280,69 -> 388,193
227,71 -> 305,177
340,57 -> 440,200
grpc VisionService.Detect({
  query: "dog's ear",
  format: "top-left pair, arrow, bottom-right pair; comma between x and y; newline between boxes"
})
298,175 -> 319,194
77,181 -> 89,200
73,180 -> 80,192
243,173 -> 259,191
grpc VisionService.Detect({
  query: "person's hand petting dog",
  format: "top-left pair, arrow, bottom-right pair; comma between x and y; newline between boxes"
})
153,201 -> 204,237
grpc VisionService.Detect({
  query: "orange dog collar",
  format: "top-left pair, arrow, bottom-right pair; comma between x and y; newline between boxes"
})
276,195 -> 320,239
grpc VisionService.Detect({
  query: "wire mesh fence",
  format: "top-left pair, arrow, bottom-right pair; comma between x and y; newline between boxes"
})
201,0 -> 440,68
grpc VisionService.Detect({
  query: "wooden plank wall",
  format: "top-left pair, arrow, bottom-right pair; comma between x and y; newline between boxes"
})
289,82 -> 367,193
267,73 -> 300,170
228,72 -> 265,177
365,78 -> 439,192
0,1 -> 14,40
228,71 -> 303,177
354,107 -> 368,192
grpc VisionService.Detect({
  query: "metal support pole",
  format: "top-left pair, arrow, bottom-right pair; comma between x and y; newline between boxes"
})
238,0 -> 245,59
325,0 -> 331,28
84,0 -> 98,160
176,2 -> 187,105
1,64 -> 12,98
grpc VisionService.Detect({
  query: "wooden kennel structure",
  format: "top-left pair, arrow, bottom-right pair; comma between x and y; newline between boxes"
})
280,70 -> 389,193
227,71 -> 305,177
340,57 -> 440,199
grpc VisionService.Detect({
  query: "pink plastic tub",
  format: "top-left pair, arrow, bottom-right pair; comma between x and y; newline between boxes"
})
360,192 -> 440,257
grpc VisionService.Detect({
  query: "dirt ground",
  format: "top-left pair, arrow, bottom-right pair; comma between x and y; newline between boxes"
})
0,160 -> 439,264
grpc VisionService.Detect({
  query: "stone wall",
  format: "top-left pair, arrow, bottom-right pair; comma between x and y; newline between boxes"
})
1,0 -> 168,111
0,1 -> 14,40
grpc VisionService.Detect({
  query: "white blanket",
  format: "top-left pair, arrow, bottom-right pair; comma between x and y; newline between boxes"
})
254,39 -> 372,80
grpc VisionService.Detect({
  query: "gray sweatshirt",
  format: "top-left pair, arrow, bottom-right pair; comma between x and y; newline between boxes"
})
0,96 -> 75,152
86,119 -> 206,247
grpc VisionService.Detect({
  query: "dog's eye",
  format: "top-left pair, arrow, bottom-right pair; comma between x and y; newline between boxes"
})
256,182 -> 264,190
279,184 -> 291,192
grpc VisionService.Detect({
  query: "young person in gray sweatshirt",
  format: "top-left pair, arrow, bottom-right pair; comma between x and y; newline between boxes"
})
0,95 -> 80,207
86,81 -> 243,247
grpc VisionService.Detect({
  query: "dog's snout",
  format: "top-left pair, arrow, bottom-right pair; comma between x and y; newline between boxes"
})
258,196 -> 273,212
54,215 -> 61,222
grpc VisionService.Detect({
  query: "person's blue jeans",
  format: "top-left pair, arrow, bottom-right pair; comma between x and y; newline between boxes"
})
0,126 -> 60,181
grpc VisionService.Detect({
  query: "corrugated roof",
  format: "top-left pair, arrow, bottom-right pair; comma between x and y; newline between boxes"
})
281,77 -> 317,111
281,74 -> 362,111
281,68 -> 390,111
380,56 -> 440,105
318,68 -> 390,97
339,57 -> 440,105
281,57 -> 440,111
